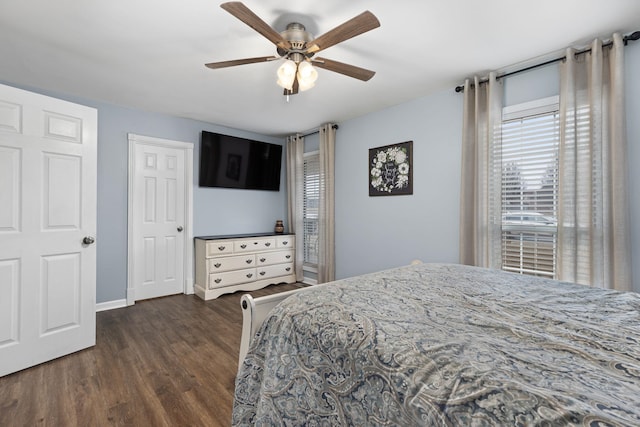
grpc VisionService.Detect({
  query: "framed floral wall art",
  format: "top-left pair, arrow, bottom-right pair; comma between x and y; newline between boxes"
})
369,141 -> 413,196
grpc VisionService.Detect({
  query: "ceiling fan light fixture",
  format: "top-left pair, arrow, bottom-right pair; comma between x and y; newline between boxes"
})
297,61 -> 318,92
297,78 -> 315,92
297,61 -> 317,80
276,59 -> 297,90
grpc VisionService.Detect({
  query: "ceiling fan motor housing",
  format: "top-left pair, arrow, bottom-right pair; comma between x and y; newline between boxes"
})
278,23 -> 313,59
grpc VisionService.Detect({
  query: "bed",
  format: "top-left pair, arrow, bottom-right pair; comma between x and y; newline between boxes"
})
233,263 -> 640,426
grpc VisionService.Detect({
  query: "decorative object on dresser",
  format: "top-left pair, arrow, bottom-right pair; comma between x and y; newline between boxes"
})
194,233 -> 295,300
274,220 -> 284,234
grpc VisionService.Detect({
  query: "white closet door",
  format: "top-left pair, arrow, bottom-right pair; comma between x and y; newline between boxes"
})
130,138 -> 186,301
0,83 -> 97,377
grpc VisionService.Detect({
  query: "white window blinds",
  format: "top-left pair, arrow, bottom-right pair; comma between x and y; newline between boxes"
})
499,97 -> 559,277
303,152 -> 320,266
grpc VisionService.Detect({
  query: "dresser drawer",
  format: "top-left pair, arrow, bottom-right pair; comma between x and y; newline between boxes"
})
206,240 -> 233,257
207,254 -> 255,273
257,263 -> 294,280
234,237 -> 276,253
256,250 -> 293,266
276,235 -> 294,249
209,268 -> 256,289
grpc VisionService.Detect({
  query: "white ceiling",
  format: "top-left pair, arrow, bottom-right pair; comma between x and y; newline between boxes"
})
1,0 -> 639,137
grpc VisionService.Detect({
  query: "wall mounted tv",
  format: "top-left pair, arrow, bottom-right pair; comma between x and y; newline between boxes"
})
199,130 -> 283,191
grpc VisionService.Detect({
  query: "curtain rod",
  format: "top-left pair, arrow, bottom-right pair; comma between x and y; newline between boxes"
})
455,30 -> 640,93
301,124 -> 339,137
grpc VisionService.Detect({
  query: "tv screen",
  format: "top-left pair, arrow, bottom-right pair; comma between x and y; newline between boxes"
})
199,131 -> 282,191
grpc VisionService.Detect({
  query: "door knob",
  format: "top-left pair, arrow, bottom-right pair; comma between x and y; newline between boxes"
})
177,226 -> 184,232
83,236 -> 95,245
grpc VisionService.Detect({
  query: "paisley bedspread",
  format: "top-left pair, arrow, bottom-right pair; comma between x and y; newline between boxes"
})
232,263 -> 640,426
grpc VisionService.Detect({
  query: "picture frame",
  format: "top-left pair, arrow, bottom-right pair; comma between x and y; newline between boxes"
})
369,141 -> 413,196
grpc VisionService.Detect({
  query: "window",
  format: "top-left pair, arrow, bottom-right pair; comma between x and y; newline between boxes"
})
498,97 -> 559,278
303,152 -> 319,267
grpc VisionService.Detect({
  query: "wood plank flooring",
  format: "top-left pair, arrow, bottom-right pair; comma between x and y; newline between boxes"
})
0,283 -> 303,426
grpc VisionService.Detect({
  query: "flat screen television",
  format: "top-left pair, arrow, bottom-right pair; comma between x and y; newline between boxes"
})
199,130 -> 282,191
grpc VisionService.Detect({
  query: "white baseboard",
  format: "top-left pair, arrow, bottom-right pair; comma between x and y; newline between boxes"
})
96,299 -> 127,312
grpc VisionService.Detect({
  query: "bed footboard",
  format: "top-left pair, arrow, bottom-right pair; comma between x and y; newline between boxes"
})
238,288 -> 304,367
238,261 -> 423,368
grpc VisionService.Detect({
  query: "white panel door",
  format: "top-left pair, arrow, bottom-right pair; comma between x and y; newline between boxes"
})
0,84 -> 97,377
131,141 -> 186,301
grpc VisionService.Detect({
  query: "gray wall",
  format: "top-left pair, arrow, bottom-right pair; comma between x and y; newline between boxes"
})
3,39 -> 639,302
0,81 -> 287,303
335,90 -> 463,279
334,39 -> 640,292
96,105 -> 286,303
626,40 -> 640,293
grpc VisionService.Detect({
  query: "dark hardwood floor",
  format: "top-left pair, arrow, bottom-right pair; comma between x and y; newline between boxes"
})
0,283 -> 303,426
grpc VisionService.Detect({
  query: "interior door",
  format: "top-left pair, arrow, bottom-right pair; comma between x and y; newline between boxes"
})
130,138 -> 186,301
0,83 -> 97,377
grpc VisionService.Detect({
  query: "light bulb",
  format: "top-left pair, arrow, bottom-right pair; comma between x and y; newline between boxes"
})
297,61 -> 318,81
297,78 -> 315,92
276,59 -> 297,90
297,61 -> 318,91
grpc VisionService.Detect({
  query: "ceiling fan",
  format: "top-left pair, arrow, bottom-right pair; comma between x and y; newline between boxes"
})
205,2 -> 380,95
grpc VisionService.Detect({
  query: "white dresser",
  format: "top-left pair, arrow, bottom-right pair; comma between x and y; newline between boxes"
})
194,233 -> 296,300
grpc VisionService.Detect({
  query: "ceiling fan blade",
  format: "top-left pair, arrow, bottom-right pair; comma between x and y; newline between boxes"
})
305,11 -> 380,54
205,56 -> 277,69
313,57 -> 375,81
221,2 -> 291,50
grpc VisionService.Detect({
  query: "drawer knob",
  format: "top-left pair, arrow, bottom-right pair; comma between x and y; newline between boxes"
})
246,273 -> 253,278
214,278 -> 222,284
285,267 -> 291,272
246,259 -> 253,264
285,255 -> 291,259
214,263 -> 222,268
260,258 -> 266,263
265,242 -> 271,247
218,245 -> 226,251
241,244 -> 247,249
259,271 -> 266,276
282,241 -> 288,245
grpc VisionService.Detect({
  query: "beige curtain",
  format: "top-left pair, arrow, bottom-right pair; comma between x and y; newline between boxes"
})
318,123 -> 336,283
558,33 -> 632,290
459,73 -> 503,268
286,134 -> 304,282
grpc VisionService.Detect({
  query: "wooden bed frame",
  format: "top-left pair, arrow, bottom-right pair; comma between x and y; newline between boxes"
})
238,287 -> 306,366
